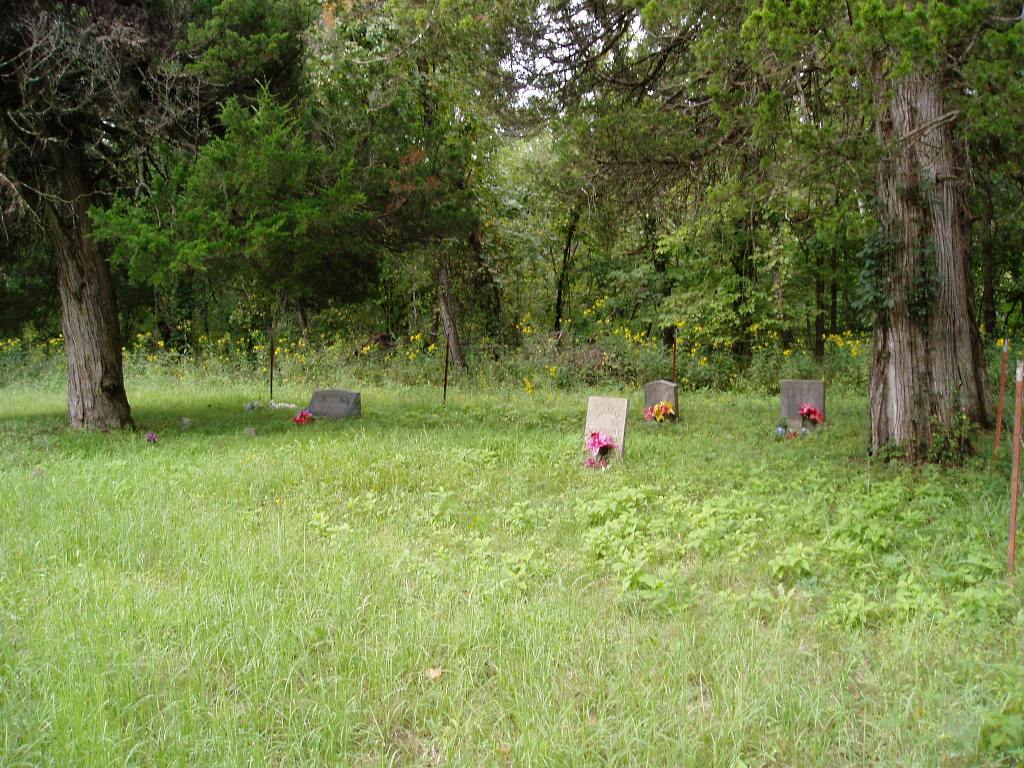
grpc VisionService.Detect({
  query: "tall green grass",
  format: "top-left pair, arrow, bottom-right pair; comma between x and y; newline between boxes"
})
1,374 -> 1022,766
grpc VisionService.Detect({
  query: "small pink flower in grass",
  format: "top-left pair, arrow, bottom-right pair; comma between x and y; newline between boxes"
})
643,406 -> 655,421
292,409 -> 313,425
584,456 -> 608,469
145,431 -> 158,443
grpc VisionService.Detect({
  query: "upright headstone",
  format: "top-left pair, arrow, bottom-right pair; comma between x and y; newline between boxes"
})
307,389 -> 362,419
780,379 -> 825,430
643,379 -> 679,419
584,396 -> 629,457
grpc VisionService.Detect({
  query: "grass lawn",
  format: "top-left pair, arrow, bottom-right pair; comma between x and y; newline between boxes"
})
1,374 -> 1022,766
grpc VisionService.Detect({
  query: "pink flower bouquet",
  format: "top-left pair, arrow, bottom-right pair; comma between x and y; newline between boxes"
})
584,430 -> 617,469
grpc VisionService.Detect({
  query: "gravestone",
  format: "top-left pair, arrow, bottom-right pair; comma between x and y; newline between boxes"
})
780,379 -> 825,430
643,379 -> 679,419
307,389 -> 362,420
244,427 -> 257,438
180,417 -> 193,431
584,396 -> 628,457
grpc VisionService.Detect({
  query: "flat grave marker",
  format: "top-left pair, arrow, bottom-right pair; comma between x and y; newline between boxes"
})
307,389 -> 362,420
780,379 -> 825,430
584,396 -> 628,457
643,379 -> 679,419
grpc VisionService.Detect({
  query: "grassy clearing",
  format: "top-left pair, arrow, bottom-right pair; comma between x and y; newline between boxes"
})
1,375 -> 1022,766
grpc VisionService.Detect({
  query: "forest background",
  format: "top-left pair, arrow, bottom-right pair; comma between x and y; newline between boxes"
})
1,0 -> 1022,459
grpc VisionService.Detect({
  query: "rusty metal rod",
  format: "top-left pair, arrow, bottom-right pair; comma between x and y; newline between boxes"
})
671,331 -> 678,384
1008,360 -> 1024,576
995,339 -> 1010,456
269,323 -> 275,402
443,337 -> 450,405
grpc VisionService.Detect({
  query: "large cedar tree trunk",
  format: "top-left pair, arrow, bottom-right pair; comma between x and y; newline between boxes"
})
43,148 -> 132,429
870,72 -> 989,459
437,251 -> 468,370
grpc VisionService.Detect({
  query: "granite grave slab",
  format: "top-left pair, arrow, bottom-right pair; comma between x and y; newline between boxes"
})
584,396 -> 628,457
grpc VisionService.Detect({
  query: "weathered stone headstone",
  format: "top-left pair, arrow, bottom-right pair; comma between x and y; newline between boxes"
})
780,379 -> 825,430
584,396 -> 628,457
180,417 -> 193,431
643,379 -> 679,418
244,427 -> 257,438
307,389 -> 362,419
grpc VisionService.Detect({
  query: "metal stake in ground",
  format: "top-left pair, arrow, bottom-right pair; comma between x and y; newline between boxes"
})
1008,360 -> 1024,576
442,337 -> 450,405
995,339 -> 1010,456
671,329 -> 678,384
268,321 -> 275,402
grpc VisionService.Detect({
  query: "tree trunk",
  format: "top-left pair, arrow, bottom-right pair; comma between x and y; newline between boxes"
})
814,248 -> 825,358
732,208 -> 759,358
297,305 -> 310,345
771,265 -> 795,350
437,251 -> 467,370
975,185 -> 998,337
554,204 -> 581,333
981,223 -> 997,337
829,248 -> 838,336
43,147 -> 132,430
870,72 -> 990,459
468,228 -> 501,339
428,305 -> 440,348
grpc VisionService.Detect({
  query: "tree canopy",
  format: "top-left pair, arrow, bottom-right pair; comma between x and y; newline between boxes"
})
1,0 -> 1022,458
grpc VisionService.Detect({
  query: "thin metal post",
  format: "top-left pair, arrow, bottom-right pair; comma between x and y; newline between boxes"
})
995,339 -> 1010,456
671,330 -> 678,384
269,323 -> 275,402
1008,360 -> 1024,576
443,337 -> 450,405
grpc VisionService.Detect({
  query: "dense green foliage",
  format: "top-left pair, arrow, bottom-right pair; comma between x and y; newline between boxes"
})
92,90 -> 376,336
4,0 -> 1020,362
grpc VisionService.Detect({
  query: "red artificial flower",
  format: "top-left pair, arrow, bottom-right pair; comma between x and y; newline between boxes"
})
798,403 -> 824,425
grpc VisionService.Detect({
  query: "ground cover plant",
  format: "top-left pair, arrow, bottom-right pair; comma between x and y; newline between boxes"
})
2,365 -> 1023,766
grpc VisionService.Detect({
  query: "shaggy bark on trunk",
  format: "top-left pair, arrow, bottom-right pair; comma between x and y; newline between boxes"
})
43,147 -> 132,429
437,250 -> 467,369
870,72 -> 990,459
0,3 -> 187,431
